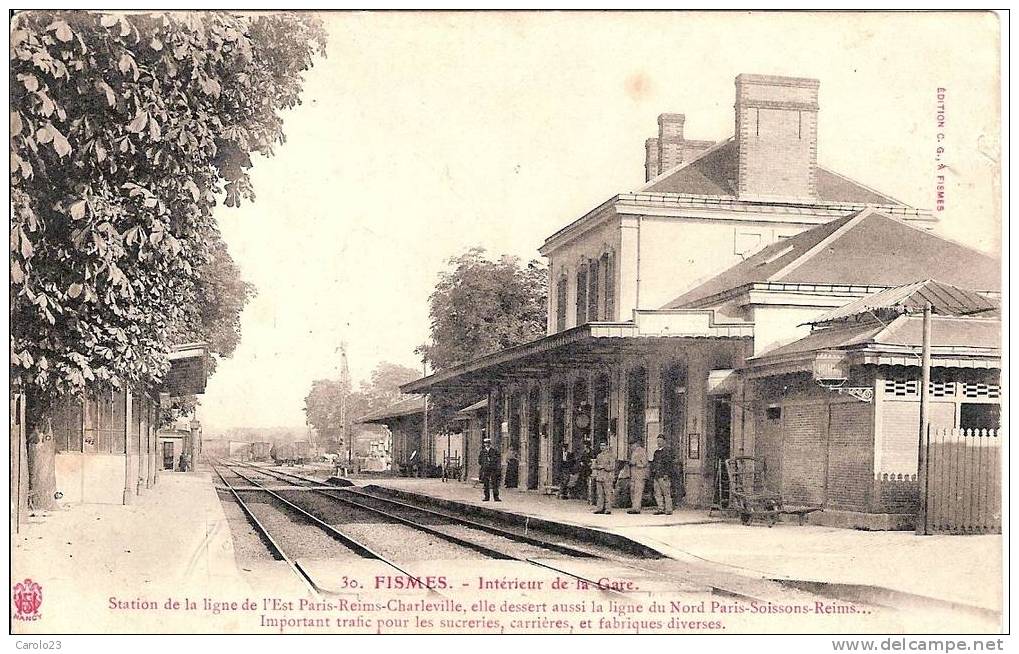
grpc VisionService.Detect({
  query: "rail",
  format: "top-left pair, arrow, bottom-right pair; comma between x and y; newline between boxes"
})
226,460 -> 629,596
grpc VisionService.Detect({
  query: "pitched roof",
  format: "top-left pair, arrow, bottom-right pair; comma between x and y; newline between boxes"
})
754,314 -> 1000,362
454,398 -> 488,418
642,138 -> 906,205
810,280 -> 999,325
663,209 -> 1001,308
357,396 -> 425,425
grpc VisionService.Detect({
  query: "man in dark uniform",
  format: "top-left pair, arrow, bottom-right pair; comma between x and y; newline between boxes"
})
578,441 -> 594,504
559,447 -> 577,499
478,438 -> 501,502
650,435 -> 674,515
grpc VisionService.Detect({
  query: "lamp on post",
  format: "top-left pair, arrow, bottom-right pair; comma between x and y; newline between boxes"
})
188,417 -> 201,469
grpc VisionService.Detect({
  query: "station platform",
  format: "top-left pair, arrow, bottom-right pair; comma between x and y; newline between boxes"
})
11,470 -> 252,633
361,476 -> 1003,614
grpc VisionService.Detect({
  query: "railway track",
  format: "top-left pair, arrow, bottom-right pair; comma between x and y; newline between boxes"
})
212,460 -> 632,598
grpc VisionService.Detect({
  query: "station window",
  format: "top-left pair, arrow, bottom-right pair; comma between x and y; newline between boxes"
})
601,252 -> 614,321
959,403 -> 1000,431
555,277 -> 568,332
766,406 -> 782,421
588,258 -> 600,321
575,266 -> 588,326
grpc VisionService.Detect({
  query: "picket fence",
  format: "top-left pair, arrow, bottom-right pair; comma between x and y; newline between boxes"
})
922,427 -> 1002,535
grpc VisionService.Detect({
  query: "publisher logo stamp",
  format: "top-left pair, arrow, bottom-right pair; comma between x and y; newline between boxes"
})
13,578 -> 43,621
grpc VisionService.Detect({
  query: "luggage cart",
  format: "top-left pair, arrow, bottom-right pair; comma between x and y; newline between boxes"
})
724,456 -> 821,526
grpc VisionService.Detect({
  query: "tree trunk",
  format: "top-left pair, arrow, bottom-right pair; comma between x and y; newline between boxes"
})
25,402 -> 57,511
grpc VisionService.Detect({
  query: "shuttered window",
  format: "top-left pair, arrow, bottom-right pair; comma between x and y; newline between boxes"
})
602,252 -> 615,321
555,277 -> 568,332
575,265 -> 588,326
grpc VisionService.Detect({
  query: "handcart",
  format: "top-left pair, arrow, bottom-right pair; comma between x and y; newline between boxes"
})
724,456 -> 821,526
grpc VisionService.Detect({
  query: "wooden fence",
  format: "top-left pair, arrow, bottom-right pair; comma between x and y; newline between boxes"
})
922,427 -> 1001,535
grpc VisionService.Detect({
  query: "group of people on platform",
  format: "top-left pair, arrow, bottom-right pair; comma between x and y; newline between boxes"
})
476,432 -> 680,515
587,434 -> 678,515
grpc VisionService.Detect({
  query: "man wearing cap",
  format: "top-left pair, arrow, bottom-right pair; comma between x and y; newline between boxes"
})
627,438 -> 649,514
650,435 -> 674,515
478,438 -> 501,502
592,441 -> 615,514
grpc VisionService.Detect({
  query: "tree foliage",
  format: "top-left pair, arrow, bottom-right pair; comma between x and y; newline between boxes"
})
303,361 -> 420,450
418,247 -> 547,371
303,378 -> 359,447
10,11 -> 326,417
361,361 -> 420,413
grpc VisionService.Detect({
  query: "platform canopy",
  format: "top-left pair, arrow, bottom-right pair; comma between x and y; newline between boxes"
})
402,317 -> 751,394
158,342 -> 210,396
358,395 -> 425,426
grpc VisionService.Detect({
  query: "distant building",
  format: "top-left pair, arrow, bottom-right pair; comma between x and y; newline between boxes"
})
358,396 -> 428,474
156,419 -> 202,472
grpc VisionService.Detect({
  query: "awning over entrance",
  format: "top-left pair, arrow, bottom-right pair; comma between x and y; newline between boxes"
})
402,316 -> 752,394
745,314 -> 1001,379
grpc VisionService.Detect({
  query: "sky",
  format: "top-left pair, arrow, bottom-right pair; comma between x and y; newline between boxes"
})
198,11 -> 1002,433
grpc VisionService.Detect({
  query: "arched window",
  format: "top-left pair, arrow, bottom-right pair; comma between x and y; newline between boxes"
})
588,257 -> 600,321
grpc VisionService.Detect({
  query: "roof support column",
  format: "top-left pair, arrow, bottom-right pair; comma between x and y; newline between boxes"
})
538,378 -> 552,490
646,355 -> 663,450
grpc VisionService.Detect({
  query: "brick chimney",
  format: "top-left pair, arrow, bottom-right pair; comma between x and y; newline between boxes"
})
734,74 -> 820,201
645,138 -> 660,181
643,114 -> 715,181
657,113 -> 686,173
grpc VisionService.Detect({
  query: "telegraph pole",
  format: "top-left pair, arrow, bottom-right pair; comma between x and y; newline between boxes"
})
916,302 -> 932,535
421,357 -> 429,478
339,342 -> 352,470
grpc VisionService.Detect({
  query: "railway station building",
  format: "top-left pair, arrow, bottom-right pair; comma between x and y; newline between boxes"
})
401,73 -> 1001,527
11,342 -> 209,512
359,395 -> 428,475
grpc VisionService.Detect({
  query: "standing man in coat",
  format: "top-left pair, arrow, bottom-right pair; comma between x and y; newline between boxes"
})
592,441 -> 615,514
627,438 -> 649,514
650,435 -> 674,515
478,438 -> 501,502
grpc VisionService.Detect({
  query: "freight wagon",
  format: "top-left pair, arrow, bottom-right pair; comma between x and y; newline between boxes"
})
228,440 -> 251,461
292,440 -> 311,465
250,441 -> 272,462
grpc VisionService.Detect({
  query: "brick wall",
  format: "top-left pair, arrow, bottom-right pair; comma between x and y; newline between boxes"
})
755,372 -> 884,513
875,473 -> 919,513
826,402 -> 874,511
735,74 -> 819,201
779,402 -> 827,505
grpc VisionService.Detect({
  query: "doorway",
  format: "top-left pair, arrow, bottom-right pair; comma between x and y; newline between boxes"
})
162,441 -> 175,471
551,383 -> 567,483
572,376 -> 590,451
506,393 -> 522,488
709,397 -> 732,505
593,373 -> 610,447
626,366 -> 647,446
